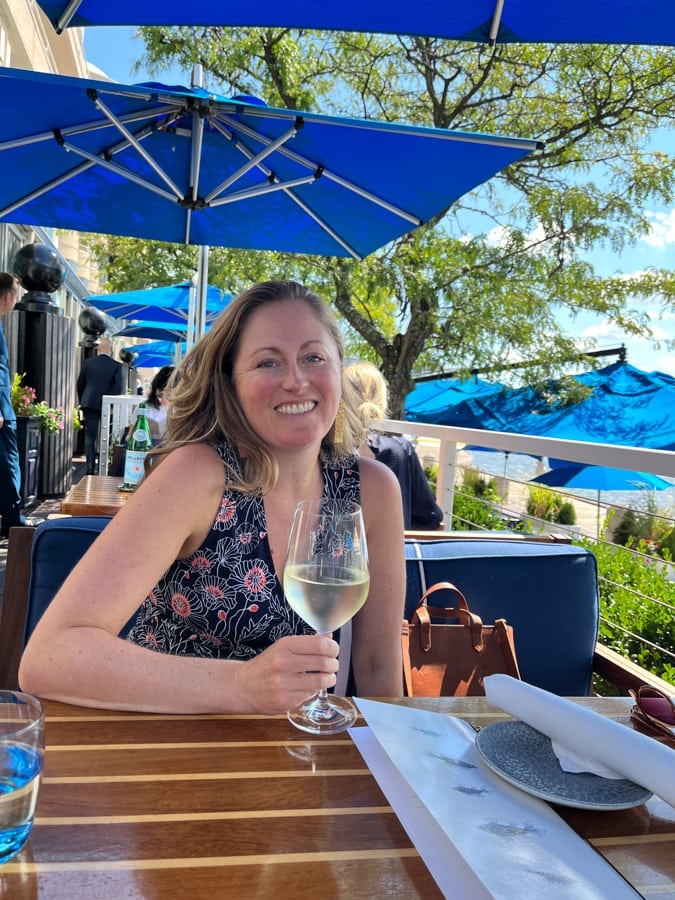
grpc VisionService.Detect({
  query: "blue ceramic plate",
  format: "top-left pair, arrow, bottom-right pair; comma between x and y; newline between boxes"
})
475,720 -> 653,810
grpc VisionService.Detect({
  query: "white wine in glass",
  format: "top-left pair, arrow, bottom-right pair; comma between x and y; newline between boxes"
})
284,498 -> 369,734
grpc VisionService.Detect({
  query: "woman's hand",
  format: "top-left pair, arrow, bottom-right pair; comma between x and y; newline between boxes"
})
236,634 -> 339,714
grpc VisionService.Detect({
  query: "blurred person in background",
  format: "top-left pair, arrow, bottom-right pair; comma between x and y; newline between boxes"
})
77,336 -> 124,475
344,361 -> 444,531
0,273 -> 24,537
145,366 -> 174,443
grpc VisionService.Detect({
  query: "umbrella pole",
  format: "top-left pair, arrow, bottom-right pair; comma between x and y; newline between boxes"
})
195,245 -> 209,341
597,490 -> 601,539
186,279 -> 196,351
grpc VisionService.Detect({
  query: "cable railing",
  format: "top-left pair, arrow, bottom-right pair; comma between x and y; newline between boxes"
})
383,417 -> 675,682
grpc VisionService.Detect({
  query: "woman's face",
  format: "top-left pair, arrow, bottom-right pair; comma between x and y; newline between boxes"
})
232,298 -> 342,455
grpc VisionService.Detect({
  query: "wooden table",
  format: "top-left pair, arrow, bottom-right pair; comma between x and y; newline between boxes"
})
2,698 -> 673,899
60,475 -> 132,517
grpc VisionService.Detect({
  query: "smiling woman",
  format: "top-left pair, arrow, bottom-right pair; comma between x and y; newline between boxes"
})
19,281 -> 407,717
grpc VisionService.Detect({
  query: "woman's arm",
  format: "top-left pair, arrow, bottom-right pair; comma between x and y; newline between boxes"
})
19,444 -> 338,713
351,456 -> 406,697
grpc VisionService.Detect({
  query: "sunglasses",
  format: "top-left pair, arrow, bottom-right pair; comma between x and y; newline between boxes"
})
629,685 -> 675,739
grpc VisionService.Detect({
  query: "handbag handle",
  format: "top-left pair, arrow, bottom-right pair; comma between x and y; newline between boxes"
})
413,581 -> 484,651
418,581 -> 470,611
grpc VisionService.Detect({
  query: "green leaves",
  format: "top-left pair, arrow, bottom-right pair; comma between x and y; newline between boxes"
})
91,30 -> 675,413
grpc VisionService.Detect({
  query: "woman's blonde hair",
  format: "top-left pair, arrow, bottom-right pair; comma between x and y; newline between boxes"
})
343,361 -> 389,433
148,280 -> 365,493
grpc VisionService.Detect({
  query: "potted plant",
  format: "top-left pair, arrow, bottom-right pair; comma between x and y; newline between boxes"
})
10,373 -> 65,508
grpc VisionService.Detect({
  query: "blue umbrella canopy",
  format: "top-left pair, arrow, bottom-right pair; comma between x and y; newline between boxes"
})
410,363 -> 675,452
0,66 -> 540,260
114,321 -> 204,341
87,282 -> 226,325
531,464 -> 672,493
37,0 -> 675,45
123,340 -> 183,368
405,376 -> 502,423
530,462 -> 673,536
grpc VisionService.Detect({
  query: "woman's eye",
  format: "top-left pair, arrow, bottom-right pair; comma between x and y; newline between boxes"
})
257,359 -> 279,369
305,354 -> 324,364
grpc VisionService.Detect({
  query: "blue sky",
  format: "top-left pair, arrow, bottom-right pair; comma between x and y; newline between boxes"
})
83,28 -> 675,376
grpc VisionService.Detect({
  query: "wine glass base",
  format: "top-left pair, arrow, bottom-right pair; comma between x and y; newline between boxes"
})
287,694 -> 358,735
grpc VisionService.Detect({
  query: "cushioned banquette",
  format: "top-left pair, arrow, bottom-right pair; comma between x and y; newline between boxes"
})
405,537 -> 599,696
8,518 -> 598,697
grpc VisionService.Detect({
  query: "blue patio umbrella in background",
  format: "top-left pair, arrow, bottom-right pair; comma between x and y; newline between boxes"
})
405,375 -> 502,423
114,321 -> 195,342
123,340 -> 184,368
0,65 -> 541,261
88,281 -> 227,348
87,282 -> 226,325
530,463 -> 673,537
37,0 -> 675,45
407,363 -> 675,454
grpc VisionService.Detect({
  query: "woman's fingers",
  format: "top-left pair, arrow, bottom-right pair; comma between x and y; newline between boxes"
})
239,635 -> 340,714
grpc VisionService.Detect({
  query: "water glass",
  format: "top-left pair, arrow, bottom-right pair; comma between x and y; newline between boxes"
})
0,691 -> 44,864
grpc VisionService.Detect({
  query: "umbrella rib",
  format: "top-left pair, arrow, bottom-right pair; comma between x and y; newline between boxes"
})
55,0 -> 81,32
208,119 -> 361,258
281,190 -> 363,260
92,94 -> 185,200
0,119 -> 167,217
60,140 -> 179,203
209,174 -> 319,207
219,115 -> 423,226
0,106 -> 178,152
489,0 -> 506,43
0,157 -> 96,217
204,122 -> 301,204
189,108 -> 204,205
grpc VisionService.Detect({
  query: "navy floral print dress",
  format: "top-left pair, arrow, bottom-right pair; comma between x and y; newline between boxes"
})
126,440 -> 361,660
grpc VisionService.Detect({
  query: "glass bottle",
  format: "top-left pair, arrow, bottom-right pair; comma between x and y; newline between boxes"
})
122,403 -> 152,491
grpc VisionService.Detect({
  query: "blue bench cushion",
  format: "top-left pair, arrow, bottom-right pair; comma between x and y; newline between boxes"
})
24,516 -> 117,643
405,539 -> 599,696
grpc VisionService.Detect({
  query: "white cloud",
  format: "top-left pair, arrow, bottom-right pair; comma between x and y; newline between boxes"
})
582,321 -> 669,342
654,355 -> 675,376
641,209 -> 675,248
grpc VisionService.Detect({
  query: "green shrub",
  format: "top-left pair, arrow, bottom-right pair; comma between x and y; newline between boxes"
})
526,486 -> 560,521
423,463 -> 438,495
462,467 -> 498,498
451,482 -> 507,531
556,501 -> 577,525
575,535 -> 675,682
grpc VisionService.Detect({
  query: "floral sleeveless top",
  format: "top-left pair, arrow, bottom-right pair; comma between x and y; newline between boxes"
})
126,441 -> 361,659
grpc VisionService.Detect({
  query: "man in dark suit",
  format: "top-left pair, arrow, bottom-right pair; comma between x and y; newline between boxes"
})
0,273 -> 23,537
77,336 -> 124,475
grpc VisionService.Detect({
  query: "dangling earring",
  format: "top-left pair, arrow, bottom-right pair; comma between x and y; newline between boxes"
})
333,400 -> 345,444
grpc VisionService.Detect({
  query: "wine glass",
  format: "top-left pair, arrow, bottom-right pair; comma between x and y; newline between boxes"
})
284,498 -> 370,734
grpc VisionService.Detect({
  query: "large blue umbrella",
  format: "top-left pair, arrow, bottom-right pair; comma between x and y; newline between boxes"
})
412,363 -> 675,453
0,66 -> 540,261
530,463 -> 673,536
115,321 -> 193,342
38,0 -> 675,45
87,282 -> 225,325
123,340 -> 183,368
405,375 -> 501,422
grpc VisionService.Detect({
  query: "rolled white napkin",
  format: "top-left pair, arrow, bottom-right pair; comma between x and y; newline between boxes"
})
484,674 -> 675,808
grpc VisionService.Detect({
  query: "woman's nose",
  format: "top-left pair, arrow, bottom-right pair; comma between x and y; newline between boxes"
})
281,361 -> 309,389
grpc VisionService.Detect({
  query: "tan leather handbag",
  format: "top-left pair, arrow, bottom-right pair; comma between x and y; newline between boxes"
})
401,581 -> 521,697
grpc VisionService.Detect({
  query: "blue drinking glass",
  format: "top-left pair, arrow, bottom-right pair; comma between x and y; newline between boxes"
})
0,691 -> 44,864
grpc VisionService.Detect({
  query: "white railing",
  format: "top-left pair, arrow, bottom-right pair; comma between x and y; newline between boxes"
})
383,418 -> 675,526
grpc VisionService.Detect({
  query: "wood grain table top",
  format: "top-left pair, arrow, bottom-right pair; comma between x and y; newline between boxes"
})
1,697 -> 673,899
60,475 -> 132,517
